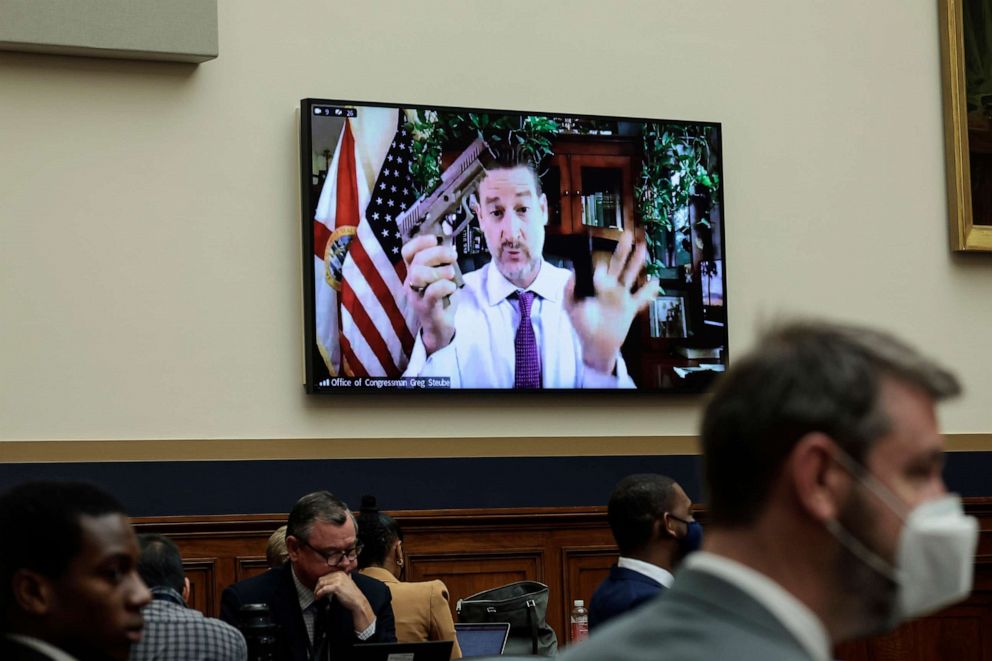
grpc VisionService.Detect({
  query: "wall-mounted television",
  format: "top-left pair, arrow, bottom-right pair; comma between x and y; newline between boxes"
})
301,99 -> 727,393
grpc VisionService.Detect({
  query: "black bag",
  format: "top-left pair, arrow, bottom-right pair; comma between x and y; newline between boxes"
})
456,581 -> 558,656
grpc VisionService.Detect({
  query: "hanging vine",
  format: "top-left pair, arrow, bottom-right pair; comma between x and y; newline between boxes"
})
406,111 -> 558,195
636,123 -> 721,276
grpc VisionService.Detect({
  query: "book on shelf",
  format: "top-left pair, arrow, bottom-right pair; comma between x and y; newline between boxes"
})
580,192 -> 622,229
603,192 -> 621,229
582,193 -> 600,227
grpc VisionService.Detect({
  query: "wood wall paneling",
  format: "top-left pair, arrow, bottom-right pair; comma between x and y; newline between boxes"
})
235,557 -> 270,582
133,501 -> 992,660
410,551 -> 544,603
561,546 -> 616,644
181,559 -> 217,616
136,514 -> 278,617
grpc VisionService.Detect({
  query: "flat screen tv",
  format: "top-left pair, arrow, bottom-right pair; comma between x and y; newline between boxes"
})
301,99 -> 727,393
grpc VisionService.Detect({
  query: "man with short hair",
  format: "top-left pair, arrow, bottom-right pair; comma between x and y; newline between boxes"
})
129,534 -> 246,661
588,474 -> 700,630
220,491 -> 395,661
402,147 -> 659,388
0,480 -> 152,661
561,321 -> 979,660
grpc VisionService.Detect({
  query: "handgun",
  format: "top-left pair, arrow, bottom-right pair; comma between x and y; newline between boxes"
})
396,137 -> 489,294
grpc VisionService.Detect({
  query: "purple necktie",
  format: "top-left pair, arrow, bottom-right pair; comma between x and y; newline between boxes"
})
514,291 -> 542,389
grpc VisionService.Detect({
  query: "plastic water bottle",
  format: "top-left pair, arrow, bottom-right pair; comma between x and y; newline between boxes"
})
570,599 -> 589,643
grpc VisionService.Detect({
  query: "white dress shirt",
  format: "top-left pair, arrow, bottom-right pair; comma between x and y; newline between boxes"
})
5,634 -> 79,661
617,556 -> 674,588
684,552 -> 831,661
404,260 -> 635,388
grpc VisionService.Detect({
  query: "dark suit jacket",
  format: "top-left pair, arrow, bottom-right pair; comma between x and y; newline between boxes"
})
0,636 -> 69,661
220,564 -> 396,661
561,565 -> 816,661
588,564 -> 665,630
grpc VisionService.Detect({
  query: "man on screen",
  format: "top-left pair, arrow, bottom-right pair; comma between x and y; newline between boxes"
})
401,148 -> 659,388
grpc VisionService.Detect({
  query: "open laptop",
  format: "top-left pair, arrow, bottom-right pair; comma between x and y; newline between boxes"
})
351,640 -> 453,661
455,622 -> 511,658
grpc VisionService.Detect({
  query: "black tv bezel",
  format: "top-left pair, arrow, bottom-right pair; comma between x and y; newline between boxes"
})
300,98 -> 729,396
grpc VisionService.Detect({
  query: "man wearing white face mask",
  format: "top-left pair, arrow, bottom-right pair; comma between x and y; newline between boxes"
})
560,320 -> 978,661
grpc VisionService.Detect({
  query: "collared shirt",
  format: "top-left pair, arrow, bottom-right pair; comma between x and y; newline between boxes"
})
616,556 -> 674,588
128,587 -> 247,661
404,260 -> 634,388
291,567 -> 376,644
684,552 -> 831,661
5,634 -> 79,661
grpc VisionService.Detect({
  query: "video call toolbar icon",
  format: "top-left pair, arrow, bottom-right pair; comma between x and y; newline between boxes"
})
313,106 -> 357,118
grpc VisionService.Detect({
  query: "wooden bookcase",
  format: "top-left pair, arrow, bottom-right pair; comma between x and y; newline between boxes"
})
542,136 -> 638,241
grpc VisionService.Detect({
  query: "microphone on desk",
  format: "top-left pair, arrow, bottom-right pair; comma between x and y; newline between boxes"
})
237,603 -> 281,661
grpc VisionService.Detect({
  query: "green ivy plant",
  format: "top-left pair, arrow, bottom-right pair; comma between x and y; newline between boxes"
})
636,123 -> 721,276
406,111 -> 558,195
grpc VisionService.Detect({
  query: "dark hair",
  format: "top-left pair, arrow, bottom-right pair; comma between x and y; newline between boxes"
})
286,491 -> 351,542
0,481 -> 126,614
702,320 -> 960,527
355,495 -> 402,569
481,140 -> 543,196
136,534 -> 184,594
607,474 -> 678,555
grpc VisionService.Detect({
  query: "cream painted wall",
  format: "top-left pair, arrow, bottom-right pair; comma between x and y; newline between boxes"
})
2,0 -> 991,442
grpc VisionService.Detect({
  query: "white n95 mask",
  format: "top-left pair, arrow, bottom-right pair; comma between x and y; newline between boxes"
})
826,452 -> 979,624
894,494 -> 978,619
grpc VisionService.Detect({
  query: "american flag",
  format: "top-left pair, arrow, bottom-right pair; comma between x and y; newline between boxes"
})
336,112 -> 419,377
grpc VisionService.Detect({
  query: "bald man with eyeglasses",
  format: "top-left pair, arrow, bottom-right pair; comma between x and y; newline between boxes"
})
220,491 -> 396,661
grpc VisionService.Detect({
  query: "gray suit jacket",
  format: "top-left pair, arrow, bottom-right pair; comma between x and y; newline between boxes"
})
559,566 -> 816,661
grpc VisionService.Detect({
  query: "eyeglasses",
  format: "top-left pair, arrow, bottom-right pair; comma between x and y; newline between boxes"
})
300,539 -> 363,566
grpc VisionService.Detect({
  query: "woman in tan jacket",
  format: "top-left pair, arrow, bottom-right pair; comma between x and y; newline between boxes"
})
357,496 -> 462,659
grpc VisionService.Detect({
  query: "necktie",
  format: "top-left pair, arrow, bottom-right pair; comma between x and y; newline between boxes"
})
309,599 -> 329,661
514,291 -> 541,389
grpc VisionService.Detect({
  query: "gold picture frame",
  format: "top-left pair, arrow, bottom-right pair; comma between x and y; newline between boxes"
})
939,0 -> 992,251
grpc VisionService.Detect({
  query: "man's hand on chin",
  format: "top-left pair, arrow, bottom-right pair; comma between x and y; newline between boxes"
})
314,572 -> 375,632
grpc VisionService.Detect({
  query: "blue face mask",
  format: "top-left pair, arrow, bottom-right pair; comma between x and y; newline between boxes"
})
668,514 -> 703,555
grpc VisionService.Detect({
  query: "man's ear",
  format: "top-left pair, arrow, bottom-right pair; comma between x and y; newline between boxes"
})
789,432 -> 851,523
11,569 -> 54,616
182,577 -> 191,603
653,515 -> 676,540
285,535 -> 302,563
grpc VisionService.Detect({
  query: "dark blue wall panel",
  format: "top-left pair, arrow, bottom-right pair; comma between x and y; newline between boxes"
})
0,451 -> 987,517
